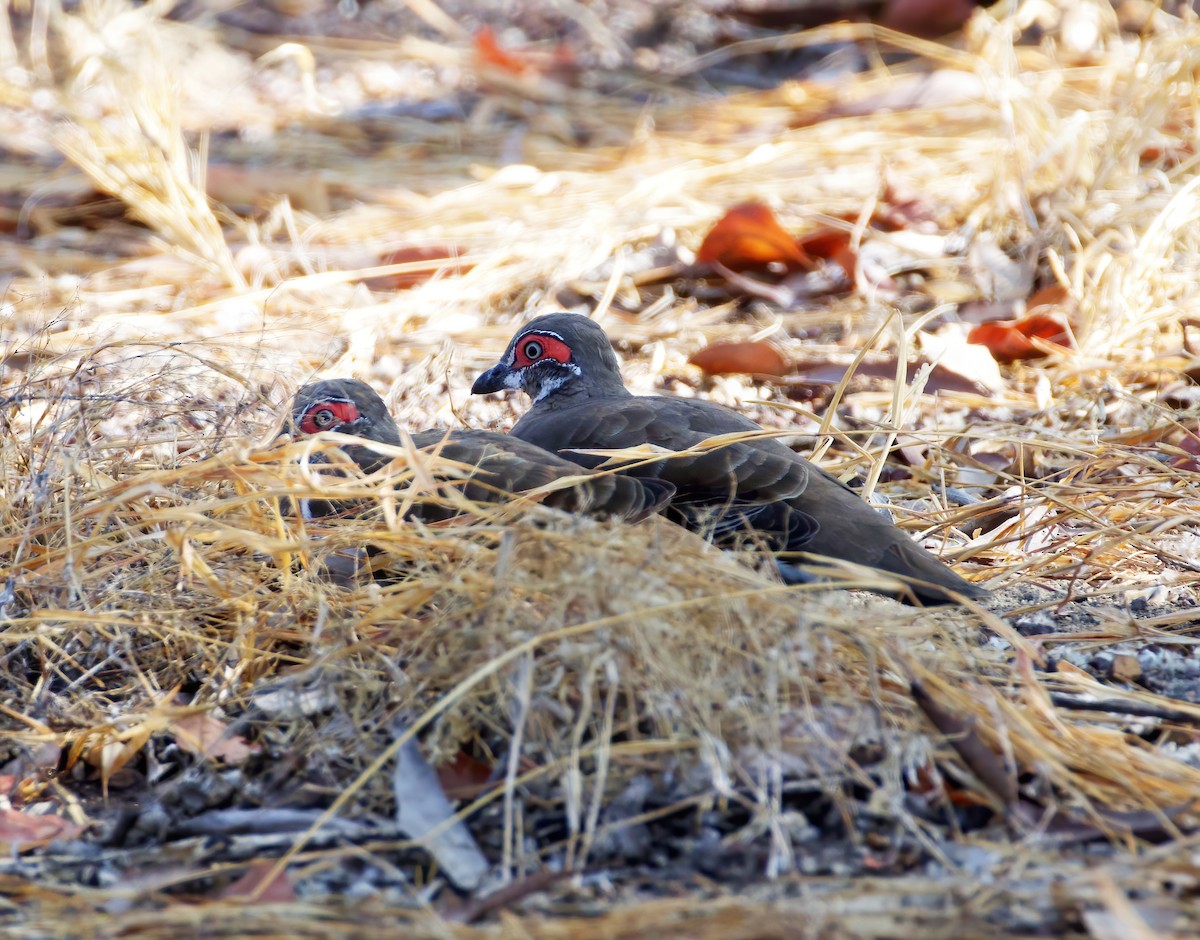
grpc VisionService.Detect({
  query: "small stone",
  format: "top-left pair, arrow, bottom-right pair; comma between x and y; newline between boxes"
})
1109,653 -> 1142,684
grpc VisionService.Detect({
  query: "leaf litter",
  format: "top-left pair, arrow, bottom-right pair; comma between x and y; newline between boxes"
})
2,0 -> 1200,936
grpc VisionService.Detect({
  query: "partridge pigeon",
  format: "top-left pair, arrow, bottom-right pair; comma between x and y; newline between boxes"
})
471,314 -> 988,604
286,378 -> 673,523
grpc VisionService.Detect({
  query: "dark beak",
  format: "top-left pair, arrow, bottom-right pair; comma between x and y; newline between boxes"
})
471,363 -> 508,395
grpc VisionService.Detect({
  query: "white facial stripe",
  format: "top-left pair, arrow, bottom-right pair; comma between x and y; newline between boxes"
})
531,363 -> 582,402
302,395 -> 356,421
307,395 -> 355,410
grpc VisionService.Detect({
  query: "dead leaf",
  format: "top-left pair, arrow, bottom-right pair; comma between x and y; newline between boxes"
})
436,749 -> 497,800
696,202 -> 810,273
173,713 -> 260,764
218,859 -> 298,903
364,245 -> 473,291
972,450 -> 1014,474
785,356 -> 995,396
919,330 -> 1005,394
796,226 -> 857,279
1026,283 -> 1070,311
395,736 -> 490,891
688,341 -> 791,377
967,311 -> 1073,363
0,807 -> 84,852
911,682 -> 1018,808
894,435 -> 929,467
1170,429 -> 1200,471
473,26 -> 536,75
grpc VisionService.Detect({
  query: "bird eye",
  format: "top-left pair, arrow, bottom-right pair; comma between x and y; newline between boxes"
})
522,340 -> 543,360
313,408 -> 336,428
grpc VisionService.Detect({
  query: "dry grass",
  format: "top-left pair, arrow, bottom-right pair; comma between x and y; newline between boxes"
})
4,0 -> 1200,935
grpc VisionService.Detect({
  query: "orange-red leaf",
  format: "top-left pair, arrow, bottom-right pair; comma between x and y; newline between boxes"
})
365,246 -> 472,291
473,26 -> 535,75
0,808 -> 83,852
1140,132 -> 1195,166
689,341 -> 791,377
796,227 -> 857,277
696,203 -> 810,272
967,312 -> 1072,363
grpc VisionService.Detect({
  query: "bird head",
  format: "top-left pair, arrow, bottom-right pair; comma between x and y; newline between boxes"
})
286,378 -> 401,472
471,313 -> 625,404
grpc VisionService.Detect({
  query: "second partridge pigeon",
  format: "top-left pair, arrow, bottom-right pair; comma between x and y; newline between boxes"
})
287,378 -> 673,523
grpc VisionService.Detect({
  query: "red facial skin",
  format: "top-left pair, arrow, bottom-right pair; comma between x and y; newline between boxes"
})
512,334 -> 572,369
298,399 -> 361,435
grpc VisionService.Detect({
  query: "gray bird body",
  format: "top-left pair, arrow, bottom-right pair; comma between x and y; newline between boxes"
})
287,378 -> 673,523
471,314 -> 987,604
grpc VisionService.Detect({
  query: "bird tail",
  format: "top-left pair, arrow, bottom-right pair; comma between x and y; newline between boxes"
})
775,550 -> 988,605
878,541 -> 990,605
